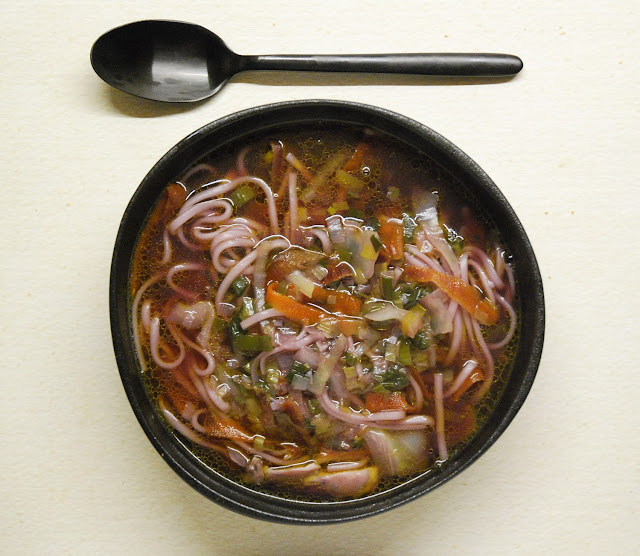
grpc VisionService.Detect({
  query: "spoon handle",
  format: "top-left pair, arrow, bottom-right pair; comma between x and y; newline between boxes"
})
243,53 -> 522,76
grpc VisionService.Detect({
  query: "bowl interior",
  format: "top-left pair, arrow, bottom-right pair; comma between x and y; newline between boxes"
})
110,99 -> 544,524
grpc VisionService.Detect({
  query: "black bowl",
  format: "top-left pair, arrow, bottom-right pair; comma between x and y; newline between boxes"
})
110,99 -> 544,524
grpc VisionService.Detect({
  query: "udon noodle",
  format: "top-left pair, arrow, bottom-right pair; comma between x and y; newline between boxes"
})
131,126 -> 517,500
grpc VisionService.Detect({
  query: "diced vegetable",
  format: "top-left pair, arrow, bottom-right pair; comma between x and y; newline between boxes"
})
369,234 -> 384,253
328,200 -> 350,215
411,331 -> 430,350
363,216 -> 381,231
345,351 -> 359,366
404,286 -> 430,309
288,271 -> 317,298
401,304 -> 425,338
234,334 -> 273,354
360,237 -> 379,261
381,271 -> 394,299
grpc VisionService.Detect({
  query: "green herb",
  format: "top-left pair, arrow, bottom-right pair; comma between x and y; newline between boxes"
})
345,351 -> 359,366
307,397 -> 322,415
286,360 -> 312,383
230,275 -> 250,297
405,286 -> 430,309
411,331 -> 430,350
363,216 -> 381,231
372,363 -> 410,393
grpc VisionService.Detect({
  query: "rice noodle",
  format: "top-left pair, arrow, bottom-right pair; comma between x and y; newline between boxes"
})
240,308 -> 284,330
166,262 -> 208,299
149,319 -> 185,370
159,398 -> 226,454
215,250 -> 258,312
434,373 -> 448,461
288,171 -> 299,242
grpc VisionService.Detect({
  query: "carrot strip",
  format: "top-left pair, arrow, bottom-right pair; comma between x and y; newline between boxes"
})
403,265 -> 499,326
342,143 -> 371,172
310,286 -> 361,316
266,282 -> 325,325
451,369 -> 485,402
378,218 -> 404,261
364,391 -> 410,412
208,414 -> 255,442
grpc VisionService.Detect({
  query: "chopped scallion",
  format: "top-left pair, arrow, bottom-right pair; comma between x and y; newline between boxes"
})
230,275 -> 250,297
398,337 -> 413,366
370,233 -> 384,252
229,183 -> 257,207
234,334 -> 273,354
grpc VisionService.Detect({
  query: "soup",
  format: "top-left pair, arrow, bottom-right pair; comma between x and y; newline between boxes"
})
131,126 -> 517,500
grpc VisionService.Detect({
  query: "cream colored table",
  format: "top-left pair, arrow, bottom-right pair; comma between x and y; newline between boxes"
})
2,1 -> 638,553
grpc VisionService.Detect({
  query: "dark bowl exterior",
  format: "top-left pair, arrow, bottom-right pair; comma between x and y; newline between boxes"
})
110,99 -> 544,524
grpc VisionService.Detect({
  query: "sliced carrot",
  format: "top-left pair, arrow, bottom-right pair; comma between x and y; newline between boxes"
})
310,286 -> 361,316
266,282 -> 325,325
378,217 -> 404,261
451,368 -> 485,402
166,182 -> 188,210
328,316 -> 363,337
364,391 -> 410,412
342,143 -> 372,172
403,265 -> 499,326
207,413 -> 254,442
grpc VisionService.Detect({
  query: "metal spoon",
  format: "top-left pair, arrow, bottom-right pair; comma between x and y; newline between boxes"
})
90,20 -> 523,103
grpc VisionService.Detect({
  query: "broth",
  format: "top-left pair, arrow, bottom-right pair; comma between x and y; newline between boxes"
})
131,125 -> 518,500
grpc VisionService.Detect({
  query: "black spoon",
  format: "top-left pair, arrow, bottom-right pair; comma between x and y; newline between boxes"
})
90,20 -> 523,103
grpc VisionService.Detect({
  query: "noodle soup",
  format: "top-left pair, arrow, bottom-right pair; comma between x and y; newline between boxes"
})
131,126 -> 518,500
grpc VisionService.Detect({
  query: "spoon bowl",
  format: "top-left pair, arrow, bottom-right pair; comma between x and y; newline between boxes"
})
91,20 -> 524,103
